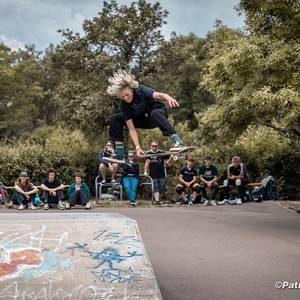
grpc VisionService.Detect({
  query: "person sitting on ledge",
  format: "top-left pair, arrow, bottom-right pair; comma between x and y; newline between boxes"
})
175,158 -> 201,205
199,155 -> 219,206
219,156 -> 247,205
98,141 -> 119,185
14,171 -> 39,210
40,168 -> 66,210
66,171 -> 91,209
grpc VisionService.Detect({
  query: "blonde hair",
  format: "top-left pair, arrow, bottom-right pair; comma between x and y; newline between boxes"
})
107,70 -> 139,97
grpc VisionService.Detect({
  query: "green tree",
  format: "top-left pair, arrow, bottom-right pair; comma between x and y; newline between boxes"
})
200,18 -> 300,150
50,0 -> 168,135
143,33 -> 215,128
0,44 -> 45,140
237,0 -> 300,41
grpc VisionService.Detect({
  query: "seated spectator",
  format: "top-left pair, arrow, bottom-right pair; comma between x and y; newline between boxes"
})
66,171 -> 91,209
220,156 -> 247,205
98,141 -> 118,185
40,168 -> 65,210
122,152 -> 139,206
199,155 -> 219,206
144,141 -> 171,205
175,158 -> 201,205
14,172 -> 38,210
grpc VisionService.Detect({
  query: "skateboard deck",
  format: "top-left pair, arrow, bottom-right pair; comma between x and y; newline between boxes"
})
102,147 -> 195,163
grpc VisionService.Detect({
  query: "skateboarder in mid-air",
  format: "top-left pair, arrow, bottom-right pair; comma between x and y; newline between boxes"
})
107,70 -> 186,160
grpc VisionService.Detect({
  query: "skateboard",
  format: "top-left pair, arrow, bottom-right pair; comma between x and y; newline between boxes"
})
102,146 -> 195,164
169,146 -> 195,161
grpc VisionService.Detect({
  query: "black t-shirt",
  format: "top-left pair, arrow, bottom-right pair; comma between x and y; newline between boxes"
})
41,178 -> 62,189
121,85 -> 165,120
199,165 -> 219,181
99,149 -> 114,163
180,167 -> 198,183
146,150 -> 167,179
122,163 -> 139,177
227,163 -> 246,177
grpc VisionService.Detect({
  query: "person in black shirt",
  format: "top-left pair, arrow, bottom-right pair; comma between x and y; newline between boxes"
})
122,152 -> 139,206
40,168 -> 66,210
221,156 -> 247,205
175,158 -> 201,205
107,70 -> 185,160
144,141 -> 171,205
199,156 -> 219,206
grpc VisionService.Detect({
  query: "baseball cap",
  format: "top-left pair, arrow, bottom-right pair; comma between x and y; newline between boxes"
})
19,171 -> 29,177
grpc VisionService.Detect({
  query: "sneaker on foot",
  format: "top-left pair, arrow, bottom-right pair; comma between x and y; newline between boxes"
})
84,202 -> 91,209
29,203 -> 37,210
18,204 -> 25,210
203,199 -> 209,206
129,202 -> 137,207
65,202 -> 71,209
170,141 -> 185,152
218,199 -> 228,205
211,200 -> 217,206
188,201 -> 194,206
228,198 -> 238,205
43,203 -> 49,210
58,203 -> 65,210
6,201 -> 14,208
236,198 -> 242,205
111,179 -> 118,185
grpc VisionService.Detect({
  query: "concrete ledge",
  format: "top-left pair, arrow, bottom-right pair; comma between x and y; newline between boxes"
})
0,213 -> 162,299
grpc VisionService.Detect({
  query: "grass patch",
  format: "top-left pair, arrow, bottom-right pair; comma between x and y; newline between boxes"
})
279,201 -> 300,213
94,199 -> 153,207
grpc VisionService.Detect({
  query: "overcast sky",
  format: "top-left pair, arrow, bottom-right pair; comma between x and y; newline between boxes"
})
0,0 -> 244,51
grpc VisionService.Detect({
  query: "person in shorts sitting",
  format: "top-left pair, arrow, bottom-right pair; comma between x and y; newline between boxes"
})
199,155 -> 219,206
175,158 -> 201,205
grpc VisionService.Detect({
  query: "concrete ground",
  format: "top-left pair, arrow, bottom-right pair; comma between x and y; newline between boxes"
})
0,213 -> 161,299
1,201 -> 300,300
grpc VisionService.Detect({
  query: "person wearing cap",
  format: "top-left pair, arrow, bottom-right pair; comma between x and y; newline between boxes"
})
219,156 -> 247,205
175,158 -> 201,205
122,152 -> 139,206
199,156 -> 219,206
98,141 -> 119,185
40,168 -> 66,210
66,171 -> 91,209
14,172 -> 39,210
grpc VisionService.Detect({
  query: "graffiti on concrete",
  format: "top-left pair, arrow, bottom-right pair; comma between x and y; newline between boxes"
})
0,225 -> 72,281
93,229 -> 142,246
0,280 -> 118,300
67,242 -> 143,283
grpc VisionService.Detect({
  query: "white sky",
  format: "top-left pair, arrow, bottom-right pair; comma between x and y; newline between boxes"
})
0,0 -> 244,51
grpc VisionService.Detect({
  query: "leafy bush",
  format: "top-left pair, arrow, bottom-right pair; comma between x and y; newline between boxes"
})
0,127 -> 100,187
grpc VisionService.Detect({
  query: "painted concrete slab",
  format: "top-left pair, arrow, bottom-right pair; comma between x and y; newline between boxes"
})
0,213 -> 162,300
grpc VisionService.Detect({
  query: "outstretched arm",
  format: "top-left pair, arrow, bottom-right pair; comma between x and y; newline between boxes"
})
126,119 -> 144,156
153,92 -> 180,108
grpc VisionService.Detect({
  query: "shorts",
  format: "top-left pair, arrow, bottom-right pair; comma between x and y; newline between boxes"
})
152,177 -> 166,193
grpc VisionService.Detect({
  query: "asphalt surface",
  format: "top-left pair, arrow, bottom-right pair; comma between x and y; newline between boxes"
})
1,201 -> 300,300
